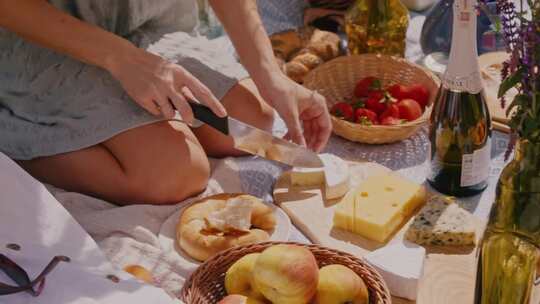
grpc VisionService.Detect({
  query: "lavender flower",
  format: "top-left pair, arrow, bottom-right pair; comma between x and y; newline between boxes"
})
488,0 -> 540,155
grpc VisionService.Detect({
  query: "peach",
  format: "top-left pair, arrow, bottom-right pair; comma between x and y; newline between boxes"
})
315,264 -> 369,304
218,295 -> 266,304
225,253 -> 265,300
253,244 -> 319,304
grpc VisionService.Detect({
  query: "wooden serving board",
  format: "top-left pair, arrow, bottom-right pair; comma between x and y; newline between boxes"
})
273,161 -> 485,304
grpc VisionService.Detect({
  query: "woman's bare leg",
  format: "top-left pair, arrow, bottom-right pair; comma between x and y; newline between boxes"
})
192,78 -> 275,157
18,79 -> 273,205
18,121 -> 210,205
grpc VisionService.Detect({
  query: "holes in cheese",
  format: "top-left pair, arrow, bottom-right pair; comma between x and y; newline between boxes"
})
290,153 -> 350,200
333,172 -> 427,243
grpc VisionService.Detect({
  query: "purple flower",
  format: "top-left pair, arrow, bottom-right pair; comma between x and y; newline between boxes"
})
491,0 -> 540,153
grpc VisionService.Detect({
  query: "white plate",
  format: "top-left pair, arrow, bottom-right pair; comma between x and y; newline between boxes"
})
158,200 -> 291,267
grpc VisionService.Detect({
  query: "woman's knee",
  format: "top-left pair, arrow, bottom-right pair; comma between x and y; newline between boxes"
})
126,151 -> 210,205
109,121 -> 212,205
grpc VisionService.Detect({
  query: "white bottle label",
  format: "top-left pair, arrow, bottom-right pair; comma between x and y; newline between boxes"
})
460,140 -> 491,187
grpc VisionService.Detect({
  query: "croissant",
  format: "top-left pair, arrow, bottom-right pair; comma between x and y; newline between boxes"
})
271,27 -> 341,83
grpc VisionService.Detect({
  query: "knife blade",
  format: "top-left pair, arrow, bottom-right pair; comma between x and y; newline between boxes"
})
189,102 -> 323,168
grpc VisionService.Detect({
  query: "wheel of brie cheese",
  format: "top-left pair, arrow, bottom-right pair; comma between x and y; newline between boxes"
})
290,153 -> 350,200
176,193 -> 276,261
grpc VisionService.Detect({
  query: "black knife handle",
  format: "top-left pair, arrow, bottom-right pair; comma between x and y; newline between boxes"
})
188,102 -> 229,135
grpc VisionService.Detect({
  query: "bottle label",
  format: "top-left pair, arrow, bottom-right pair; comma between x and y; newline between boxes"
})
460,140 -> 491,187
442,72 -> 484,94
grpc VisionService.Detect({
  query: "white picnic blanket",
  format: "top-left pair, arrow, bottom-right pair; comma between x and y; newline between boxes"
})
0,153 -> 182,304
44,156 -> 276,298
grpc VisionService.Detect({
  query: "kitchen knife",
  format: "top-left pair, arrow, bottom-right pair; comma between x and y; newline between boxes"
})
188,102 -> 323,168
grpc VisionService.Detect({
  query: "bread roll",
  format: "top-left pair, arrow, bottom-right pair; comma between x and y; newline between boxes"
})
307,29 -> 340,60
285,61 -> 311,83
176,193 -> 276,261
271,27 -> 341,83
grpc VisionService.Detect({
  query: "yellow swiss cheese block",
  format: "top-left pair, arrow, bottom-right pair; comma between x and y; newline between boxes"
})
334,173 -> 426,243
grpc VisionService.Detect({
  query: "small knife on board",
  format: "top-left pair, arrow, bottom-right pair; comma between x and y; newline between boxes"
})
188,102 -> 323,168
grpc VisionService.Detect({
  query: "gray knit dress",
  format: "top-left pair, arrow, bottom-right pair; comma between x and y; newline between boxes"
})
0,0 -> 248,160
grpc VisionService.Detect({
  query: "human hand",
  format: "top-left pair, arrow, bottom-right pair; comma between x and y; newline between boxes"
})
107,48 -> 226,122
258,74 -> 331,152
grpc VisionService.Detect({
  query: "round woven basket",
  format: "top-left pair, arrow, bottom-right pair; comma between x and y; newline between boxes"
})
304,54 -> 440,144
180,241 -> 391,304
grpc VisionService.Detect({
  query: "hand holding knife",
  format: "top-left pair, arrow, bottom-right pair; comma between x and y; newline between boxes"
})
188,102 -> 323,168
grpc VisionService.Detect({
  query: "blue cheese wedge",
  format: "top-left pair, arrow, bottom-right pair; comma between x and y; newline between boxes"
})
405,196 -> 476,246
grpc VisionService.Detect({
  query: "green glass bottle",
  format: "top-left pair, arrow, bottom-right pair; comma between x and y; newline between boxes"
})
427,0 -> 492,197
344,0 -> 409,56
475,139 -> 540,304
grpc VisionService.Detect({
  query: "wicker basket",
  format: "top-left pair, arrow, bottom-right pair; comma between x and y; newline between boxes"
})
180,241 -> 391,304
304,54 -> 440,144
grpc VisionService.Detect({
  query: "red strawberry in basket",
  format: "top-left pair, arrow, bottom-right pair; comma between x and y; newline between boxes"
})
355,108 -> 378,125
381,116 -> 403,126
406,84 -> 430,110
330,102 -> 354,121
388,84 -> 430,110
365,91 -> 387,115
397,99 -> 423,121
387,84 -> 407,101
379,103 -> 400,121
354,77 -> 382,98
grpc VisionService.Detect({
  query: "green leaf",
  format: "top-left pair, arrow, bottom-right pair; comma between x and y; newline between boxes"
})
358,116 -> 372,126
352,101 -> 365,110
498,68 -> 524,98
522,117 -> 538,136
506,94 -> 530,117
370,79 -> 382,91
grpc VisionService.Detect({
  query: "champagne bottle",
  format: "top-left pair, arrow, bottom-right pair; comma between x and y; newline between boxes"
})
427,0 -> 492,197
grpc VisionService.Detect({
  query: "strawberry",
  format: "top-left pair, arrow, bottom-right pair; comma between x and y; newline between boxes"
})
387,84 -> 407,101
330,102 -> 354,121
379,103 -> 400,121
381,116 -> 403,125
365,91 -> 387,115
351,98 -> 366,110
355,108 -> 378,125
406,84 -> 430,110
397,99 -> 423,121
354,77 -> 382,98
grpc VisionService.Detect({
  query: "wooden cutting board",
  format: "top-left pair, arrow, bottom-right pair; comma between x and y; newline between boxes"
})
274,161 -> 486,304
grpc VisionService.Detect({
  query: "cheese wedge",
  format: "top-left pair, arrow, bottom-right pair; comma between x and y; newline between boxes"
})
206,197 -> 253,232
333,173 -> 426,243
365,241 -> 426,301
290,153 -> 350,200
405,196 -> 477,246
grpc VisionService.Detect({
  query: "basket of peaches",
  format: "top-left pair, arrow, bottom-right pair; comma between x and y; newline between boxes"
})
181,242 -> 391,304
304,54 -> 440,144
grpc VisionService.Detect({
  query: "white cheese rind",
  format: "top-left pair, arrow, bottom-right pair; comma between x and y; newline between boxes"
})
322,154 -> 350,200
405,196 -> 476,246
290,153 -> 350,199
364,241 -> 426,301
